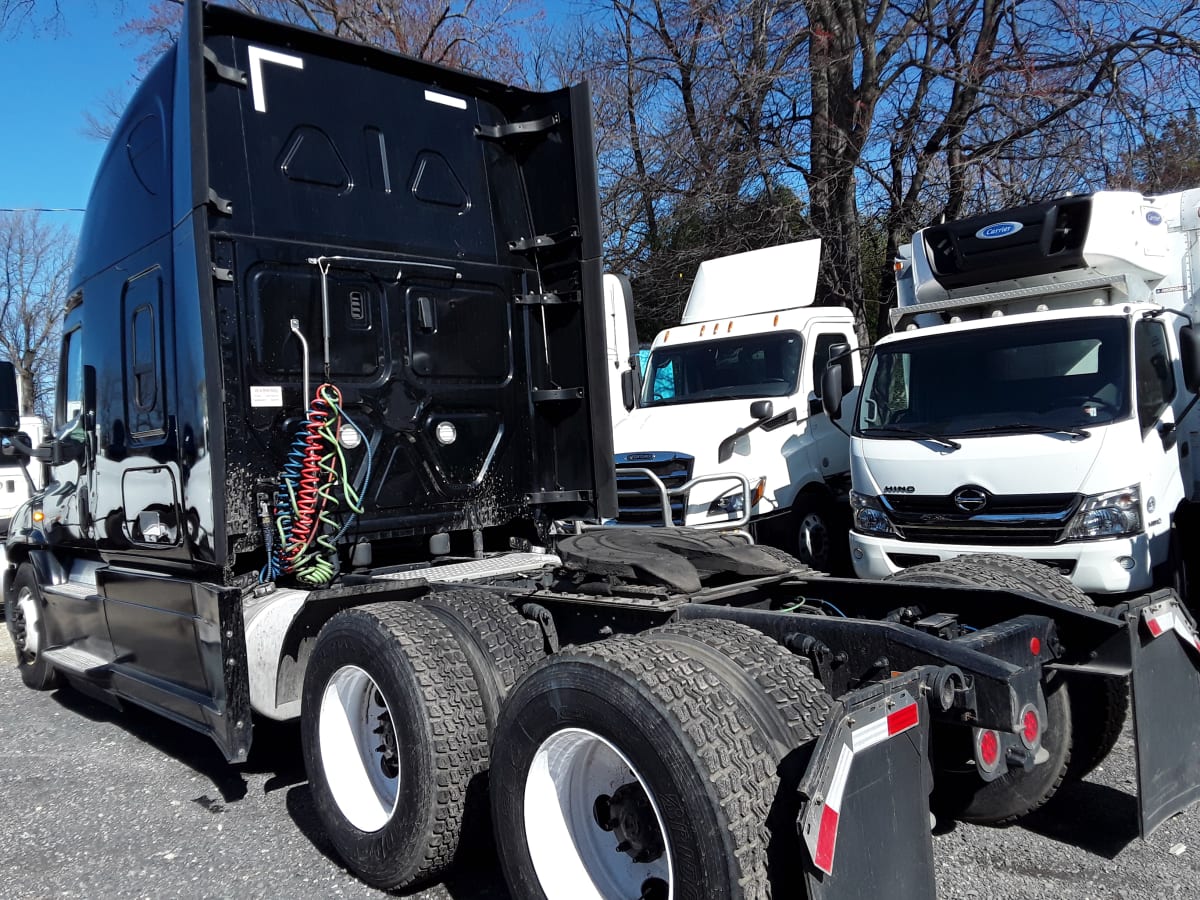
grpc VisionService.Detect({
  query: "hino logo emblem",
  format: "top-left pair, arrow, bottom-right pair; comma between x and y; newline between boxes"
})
625,453 -> 656,461
883,485 -> 915,493
976,221 -> 1023,240
953,487 -> 989,512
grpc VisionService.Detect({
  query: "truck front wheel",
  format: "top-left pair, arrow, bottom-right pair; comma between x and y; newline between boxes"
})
6,563 -> 59,691
791,493 -> 835,573
300,603 -> 488,891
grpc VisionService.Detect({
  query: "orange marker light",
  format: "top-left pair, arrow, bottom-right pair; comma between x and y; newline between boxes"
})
773,314 -> 780,327
32,510 -> 45,523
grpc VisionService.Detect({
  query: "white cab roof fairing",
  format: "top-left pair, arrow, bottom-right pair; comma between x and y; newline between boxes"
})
681,240 -> 822,324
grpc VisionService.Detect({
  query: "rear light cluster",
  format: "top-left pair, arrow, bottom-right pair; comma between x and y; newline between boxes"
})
974,703 -> 1042,776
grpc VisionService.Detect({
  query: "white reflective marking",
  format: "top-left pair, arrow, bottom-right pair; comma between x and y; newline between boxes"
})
424,89 -> 467,110
826,743 -> 855,812
247,46 -> 305,113
851,716 -> 889,752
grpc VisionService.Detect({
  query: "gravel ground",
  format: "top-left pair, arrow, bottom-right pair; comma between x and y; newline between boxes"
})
1,618 -> 1198,899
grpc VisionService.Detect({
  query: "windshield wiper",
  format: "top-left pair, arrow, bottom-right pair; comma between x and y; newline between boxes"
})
862,426 -> 961,451
959,422 -> 1091,440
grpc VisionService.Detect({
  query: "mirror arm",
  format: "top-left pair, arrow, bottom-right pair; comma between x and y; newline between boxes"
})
1162,393 -> 1200,436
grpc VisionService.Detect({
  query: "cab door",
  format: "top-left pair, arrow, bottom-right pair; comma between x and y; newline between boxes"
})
1135,317 -> 1185,576
34,302 -> 114,662
804,322 -> 860,480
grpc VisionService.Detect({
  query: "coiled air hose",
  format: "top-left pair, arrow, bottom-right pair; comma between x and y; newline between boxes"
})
262,383 -> 373,586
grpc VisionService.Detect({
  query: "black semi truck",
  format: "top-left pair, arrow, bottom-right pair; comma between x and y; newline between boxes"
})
4,4 -> 1200,899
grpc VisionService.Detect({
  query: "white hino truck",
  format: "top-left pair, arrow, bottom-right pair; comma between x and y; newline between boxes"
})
823,189 -> 1200,597
611,241 -> 860,571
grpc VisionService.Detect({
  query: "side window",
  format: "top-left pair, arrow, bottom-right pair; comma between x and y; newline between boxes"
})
1135,319 -> 1175,431
651,358 -> 676,400
58,327 -> 83,428
812,332 -> 855,399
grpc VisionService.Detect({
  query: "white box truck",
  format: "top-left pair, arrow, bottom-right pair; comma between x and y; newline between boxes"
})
823,189 -> 1200,595
0,413 -> 45,536
612,240 -> 860,571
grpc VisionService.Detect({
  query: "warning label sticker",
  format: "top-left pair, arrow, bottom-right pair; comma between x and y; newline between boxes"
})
250,385 -> 284,407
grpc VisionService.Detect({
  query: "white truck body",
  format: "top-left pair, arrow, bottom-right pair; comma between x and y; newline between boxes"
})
612,241 -> 860,567
0,417 -> 45,531
602,273 -> 638,431
847,189 -> 1200,593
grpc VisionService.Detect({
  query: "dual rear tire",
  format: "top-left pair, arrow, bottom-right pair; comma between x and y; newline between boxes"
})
302,597 -> 830,898
491,621 -> 831,899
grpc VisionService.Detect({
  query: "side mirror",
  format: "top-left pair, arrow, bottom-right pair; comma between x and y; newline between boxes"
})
750,399 -> 774,420
1181,325 -> 1200,394
0,360 -> 19,434
620,366 -> 640,412
821,365 -> 845,420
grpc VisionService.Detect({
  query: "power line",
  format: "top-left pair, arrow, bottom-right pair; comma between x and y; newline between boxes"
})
0,207 -> 85,213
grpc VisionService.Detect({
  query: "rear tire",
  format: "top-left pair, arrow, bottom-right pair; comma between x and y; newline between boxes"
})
416,588 -> 545,728
6,564 -> 59,691
951,553 -> 1127,780
300,602 -> 488,891
490,631 -> 824,899
751,544 -> 823,577
886,558 -> 1075,824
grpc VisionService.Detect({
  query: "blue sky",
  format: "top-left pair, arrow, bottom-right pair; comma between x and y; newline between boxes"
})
0,1 -> 139,227
0,1 -> 587,234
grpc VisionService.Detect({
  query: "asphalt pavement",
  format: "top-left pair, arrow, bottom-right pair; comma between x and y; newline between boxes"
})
1,615 -> 1199,899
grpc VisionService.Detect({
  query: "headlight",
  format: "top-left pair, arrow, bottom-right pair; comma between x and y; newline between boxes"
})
1064,484 -> 1142,540
851,491 -> 898,537
708,478 -> 766,518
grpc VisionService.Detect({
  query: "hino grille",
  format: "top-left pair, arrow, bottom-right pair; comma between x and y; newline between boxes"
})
614,451 -> 695,525
881,491 -> 1082,545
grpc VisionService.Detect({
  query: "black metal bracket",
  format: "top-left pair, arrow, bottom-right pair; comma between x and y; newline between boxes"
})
508,226 -> 579,253
520,602 -> 561,653
203,45 -> 247,86
475,112 -> 560,140
531,387 -> 584,403
515,291 -> 579,306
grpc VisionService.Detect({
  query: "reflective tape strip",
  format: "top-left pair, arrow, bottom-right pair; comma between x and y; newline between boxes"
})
814,805 -> 840,873
808,700 -> 920,875
888,702 -> 920,736
1144,603 -> 1200,655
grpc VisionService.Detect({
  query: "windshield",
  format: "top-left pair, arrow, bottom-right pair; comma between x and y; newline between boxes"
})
641,331 -> 802,407
856,317 -> 1131,437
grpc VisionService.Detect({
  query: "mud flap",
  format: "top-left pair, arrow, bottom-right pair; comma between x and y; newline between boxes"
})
1130,596 -> 1200,836
797,669 -> 939,900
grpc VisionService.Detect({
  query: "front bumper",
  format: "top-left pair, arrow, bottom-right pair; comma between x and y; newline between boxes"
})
850,530 -> 1153,594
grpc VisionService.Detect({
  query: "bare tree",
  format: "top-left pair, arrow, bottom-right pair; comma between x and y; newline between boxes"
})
0,213 -> 73,418
572,0 -> 1200,343
121,0 -> 542,84
0,0 -> 62,37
